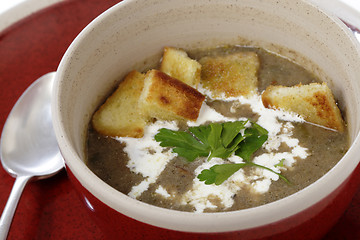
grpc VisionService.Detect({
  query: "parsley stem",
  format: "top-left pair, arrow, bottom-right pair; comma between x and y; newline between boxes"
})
247,162 -> 290,184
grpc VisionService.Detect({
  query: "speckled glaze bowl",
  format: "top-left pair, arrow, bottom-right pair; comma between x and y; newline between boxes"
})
52,0 -> 360,239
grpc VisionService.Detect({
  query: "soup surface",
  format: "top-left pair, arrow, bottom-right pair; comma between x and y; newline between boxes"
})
86,46 -> 348,213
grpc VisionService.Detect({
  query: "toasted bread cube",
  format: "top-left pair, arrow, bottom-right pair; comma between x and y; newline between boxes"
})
261,83 -> 344,132
92,70 -> 147,138
139,70 -> 205,121
160,47 -> 201,88
199,52 -> 260,97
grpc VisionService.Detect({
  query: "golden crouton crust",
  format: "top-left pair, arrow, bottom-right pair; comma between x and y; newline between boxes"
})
160,47 -> 201,88
262,83 -> 344,132
92,70 -> 147,138
139,70 -> 205,121
199,52 -> 260,97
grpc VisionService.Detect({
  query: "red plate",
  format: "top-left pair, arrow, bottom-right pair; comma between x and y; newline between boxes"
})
0,0 -> 359,239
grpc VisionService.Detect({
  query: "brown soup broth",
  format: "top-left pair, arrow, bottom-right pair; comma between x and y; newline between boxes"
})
86,46 -> 348,212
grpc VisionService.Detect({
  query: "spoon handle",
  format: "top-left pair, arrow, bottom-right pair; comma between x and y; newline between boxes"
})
0,175 -> 31,240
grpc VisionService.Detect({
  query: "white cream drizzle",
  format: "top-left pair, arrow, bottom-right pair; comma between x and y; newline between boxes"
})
116,121 -> 178,198
116,86 -> 309,212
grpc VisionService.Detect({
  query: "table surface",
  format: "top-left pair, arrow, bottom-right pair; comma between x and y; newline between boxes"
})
0,0 -> 360,239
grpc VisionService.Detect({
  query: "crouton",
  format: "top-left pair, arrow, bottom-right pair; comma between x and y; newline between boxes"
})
160,47 -> 201,88
92,70 -> 147,138
199,51 -> 260,97
139,69 -> 205,121
261,83 -> 344,132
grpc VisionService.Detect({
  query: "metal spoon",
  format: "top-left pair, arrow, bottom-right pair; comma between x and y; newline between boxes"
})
0,72 -> 63,239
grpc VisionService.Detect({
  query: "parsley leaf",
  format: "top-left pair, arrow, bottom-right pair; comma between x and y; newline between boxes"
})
197,163 -> 247,185
155,121 -> 247,162
235,122 -> 268,161
201,121 -> 246,160
198,162 -> 290,185
274,158 -> 286,167
154,128 -> 209,162
154,120 -> 289,185
221,121 -> 247,147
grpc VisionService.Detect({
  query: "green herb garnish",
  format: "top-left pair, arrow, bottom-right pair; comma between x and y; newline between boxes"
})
235,122 -> 268,161
154,128 -> 209,162
154,120 -> 289,185
197,163 -> 247,185
155,121 -> 247,161
274,158 -> 286,167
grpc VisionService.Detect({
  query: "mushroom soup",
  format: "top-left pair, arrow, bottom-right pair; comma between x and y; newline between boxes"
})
86,46 -> 348,213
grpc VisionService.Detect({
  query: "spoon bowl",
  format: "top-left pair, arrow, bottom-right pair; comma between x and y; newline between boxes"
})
0,72 -> 63,239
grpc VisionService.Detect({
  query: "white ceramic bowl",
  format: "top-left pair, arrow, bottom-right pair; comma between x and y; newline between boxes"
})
52,0 -> 360,239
